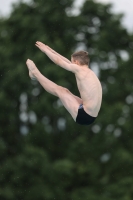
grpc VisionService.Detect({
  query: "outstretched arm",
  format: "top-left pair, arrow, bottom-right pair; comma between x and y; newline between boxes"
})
36,41 -> 71,64
35,41 -> 80,73
46,46 -> 71,64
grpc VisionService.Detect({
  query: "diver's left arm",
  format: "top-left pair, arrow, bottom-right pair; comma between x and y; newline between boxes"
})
36,41 -> 79,73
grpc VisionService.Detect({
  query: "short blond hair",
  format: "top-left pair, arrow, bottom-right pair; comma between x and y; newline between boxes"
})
71,51 -> 89,65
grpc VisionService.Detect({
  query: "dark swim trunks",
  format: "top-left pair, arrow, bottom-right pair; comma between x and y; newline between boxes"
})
76,104 -> 96,125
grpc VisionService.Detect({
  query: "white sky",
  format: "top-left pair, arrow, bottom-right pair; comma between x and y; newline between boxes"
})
0,0 -> 133,32
96,0 -> 133,32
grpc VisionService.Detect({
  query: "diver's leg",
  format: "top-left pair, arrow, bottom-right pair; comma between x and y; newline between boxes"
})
26,59 -> 59,96
26,59 -> 83,120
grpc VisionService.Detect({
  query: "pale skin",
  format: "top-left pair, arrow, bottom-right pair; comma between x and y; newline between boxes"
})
26,41 -> 102,122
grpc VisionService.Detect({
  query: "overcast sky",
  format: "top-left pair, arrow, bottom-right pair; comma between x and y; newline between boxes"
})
0,0 -> 133,32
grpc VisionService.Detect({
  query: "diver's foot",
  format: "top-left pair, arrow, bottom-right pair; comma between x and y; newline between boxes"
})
26,59 -> 39,80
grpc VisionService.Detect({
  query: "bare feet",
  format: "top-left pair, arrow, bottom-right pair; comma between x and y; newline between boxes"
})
26,59 -> 40,80
35,41 -> 47,53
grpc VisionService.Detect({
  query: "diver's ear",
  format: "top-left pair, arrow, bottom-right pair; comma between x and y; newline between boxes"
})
71,58 -> 80,65
75,60 -> 80,65
71,57 -> 75,64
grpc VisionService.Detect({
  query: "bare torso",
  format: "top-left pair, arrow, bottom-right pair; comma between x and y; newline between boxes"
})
75,67 -> 102,117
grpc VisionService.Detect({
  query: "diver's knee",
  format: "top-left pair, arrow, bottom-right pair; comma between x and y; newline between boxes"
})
56,86 -> 69,97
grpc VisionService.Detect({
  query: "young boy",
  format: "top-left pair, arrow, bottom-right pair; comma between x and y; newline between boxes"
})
26,41 -> 102,125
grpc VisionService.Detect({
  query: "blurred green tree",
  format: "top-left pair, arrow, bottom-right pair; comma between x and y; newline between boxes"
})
0,0 -> 133,199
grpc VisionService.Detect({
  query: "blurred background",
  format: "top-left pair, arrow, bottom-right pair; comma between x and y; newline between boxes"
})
0,0 -> 133,199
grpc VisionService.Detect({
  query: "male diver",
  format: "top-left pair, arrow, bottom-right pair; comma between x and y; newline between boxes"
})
26,41 -> 102,125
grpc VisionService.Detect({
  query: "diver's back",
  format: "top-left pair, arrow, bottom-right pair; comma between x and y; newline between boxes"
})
75,68 -> 102,117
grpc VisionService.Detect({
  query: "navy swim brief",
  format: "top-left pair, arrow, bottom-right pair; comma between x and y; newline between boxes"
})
76,104 -> 96,125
